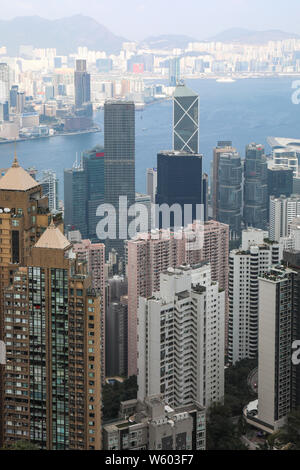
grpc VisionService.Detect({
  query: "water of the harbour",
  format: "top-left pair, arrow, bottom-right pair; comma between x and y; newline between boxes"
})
0,77 -> 299,199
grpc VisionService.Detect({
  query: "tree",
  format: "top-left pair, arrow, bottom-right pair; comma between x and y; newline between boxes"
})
102,376 -> 138,422
2,440 -> 40,450
277,408 -> 300,449
206,403 -> 249,450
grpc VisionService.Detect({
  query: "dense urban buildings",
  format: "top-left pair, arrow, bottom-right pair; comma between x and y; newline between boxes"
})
137,264 -> 225,409
243,143 -> 268,230
103,396 -> 206,450
104,100 -> 135,257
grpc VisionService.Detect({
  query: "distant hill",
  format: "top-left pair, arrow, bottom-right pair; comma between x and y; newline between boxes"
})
140,35 -> 197,50
207,27 -> 300,44
0,15 -> 126,55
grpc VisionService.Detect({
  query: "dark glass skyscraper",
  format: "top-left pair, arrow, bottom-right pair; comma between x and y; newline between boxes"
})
64,146 -> 105,240
267,165 -> 293,199
173,83 -> 199,154
156,151 -> 204,228
104,101 -> 135,256
74,59 -> 91,109
64,164 -> 87,237
83,146 -> 105,241
218,151 -> 243,240
243,143 -> 268,230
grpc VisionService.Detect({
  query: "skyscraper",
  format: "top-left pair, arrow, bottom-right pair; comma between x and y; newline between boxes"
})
256,252 -> 300,432
83,147 -> 105,242
212,141 -> 235,220
173,83 -> 199,154
104,100 -> 135,256
156,151 -> 204,228
169,57 -> 180,87
243,143 -> 268,230
74,59 -> 91,109
64,162 -> 88,238
137,264 -> 225,409
228,229 -> 281,365
2,224 -> 102,450
64,147 -> 105,241
0,63 -> 10,110
146,167 -> 157,204
267,165 -> 293,200
218,150 -> 243,240
127,230 -> 187,377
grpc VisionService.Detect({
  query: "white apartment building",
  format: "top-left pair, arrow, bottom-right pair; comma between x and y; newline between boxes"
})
228,229 -> 282,365
270,195 -> 300,241
137,263 -> 225,409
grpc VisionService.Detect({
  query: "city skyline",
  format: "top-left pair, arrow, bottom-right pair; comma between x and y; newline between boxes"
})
1,1 -> 300,41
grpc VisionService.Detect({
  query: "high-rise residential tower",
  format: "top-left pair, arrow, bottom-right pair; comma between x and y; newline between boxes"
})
269,195 -> 300,242
173,83 -> 199,154
2,224 -> 102,449
243,143 -> 268,230
104,100 -> 135,257
137,264 -> 225,409
256,252 -> 300,432
228,229 -> 281,365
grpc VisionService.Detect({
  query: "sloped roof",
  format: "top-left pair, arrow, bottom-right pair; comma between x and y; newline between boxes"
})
35,222 -> 72,250
0,155 -> 40,191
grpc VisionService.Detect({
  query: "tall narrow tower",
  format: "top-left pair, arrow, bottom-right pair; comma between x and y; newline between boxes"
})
173,83 -> 199,154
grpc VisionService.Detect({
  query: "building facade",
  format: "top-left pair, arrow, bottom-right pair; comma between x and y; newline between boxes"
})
103,396 -> 206,451
228,229 -> 281,365
137,264 -> 225,409
173,83 -> 199,154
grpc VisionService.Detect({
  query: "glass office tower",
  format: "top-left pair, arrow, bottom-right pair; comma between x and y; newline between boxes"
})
173,83 -> 199,154
104,100 -> 135,257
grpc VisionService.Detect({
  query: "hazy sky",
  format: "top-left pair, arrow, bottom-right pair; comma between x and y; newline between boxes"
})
1,0 -> 299,40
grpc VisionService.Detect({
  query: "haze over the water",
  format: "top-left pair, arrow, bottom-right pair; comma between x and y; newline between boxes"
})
0,0 -> 299,40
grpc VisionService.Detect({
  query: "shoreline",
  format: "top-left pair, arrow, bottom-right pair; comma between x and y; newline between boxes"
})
0,127 -> 101,145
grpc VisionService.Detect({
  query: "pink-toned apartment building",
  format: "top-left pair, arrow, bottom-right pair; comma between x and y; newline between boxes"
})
127,230 -> 187,377
127,222 -> 230,377
73,239 -> 106,378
